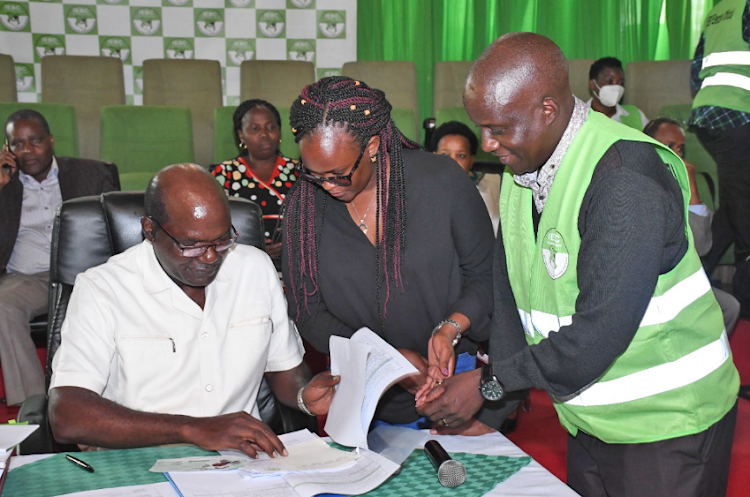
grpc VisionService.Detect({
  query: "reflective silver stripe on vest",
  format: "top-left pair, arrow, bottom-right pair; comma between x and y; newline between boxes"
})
639,268 -> 712,327
702,51 -> 750,69
701,72 -> 750,92
564,331 -> 731,407
517,308 -> 573,339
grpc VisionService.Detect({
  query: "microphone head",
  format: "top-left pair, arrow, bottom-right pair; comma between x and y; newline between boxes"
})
437,459 -> 466,488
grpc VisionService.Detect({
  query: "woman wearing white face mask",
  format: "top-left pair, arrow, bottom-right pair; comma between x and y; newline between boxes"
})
586,57 -> 649,130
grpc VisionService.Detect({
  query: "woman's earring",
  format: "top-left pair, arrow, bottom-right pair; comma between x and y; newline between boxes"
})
370,154 -> 377,163
240,142 -> 247,149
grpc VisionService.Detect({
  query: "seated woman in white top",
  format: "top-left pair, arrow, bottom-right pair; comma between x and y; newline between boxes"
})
430,121 -> 500,236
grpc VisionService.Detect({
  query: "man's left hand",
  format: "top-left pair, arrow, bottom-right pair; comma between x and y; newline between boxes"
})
302,371 -> 340,416
416,368 -> 484,427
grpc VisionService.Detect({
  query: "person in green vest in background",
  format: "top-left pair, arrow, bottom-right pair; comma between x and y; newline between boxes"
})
586,57 -> 649,130
416,32 -> 739,497
690,0 -> 750,318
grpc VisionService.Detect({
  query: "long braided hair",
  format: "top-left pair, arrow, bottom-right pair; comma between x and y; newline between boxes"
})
285,76 -> 419,324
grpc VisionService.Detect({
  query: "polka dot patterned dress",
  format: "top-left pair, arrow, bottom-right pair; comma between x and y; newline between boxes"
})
211,155 -> 298,240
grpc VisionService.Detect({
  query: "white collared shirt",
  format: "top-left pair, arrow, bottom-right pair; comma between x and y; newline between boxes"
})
50,241 -> 304,418
7,157 -> 62,274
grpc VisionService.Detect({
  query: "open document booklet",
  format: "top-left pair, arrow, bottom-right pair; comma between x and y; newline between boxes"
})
326,327 -> 419,449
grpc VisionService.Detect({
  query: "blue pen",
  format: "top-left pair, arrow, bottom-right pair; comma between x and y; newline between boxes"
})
164,472 -> 185,497
65,454 -> 94,473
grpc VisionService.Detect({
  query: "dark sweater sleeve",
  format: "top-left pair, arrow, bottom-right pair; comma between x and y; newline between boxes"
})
444,163 -> 495,341
484,141 -> 687,400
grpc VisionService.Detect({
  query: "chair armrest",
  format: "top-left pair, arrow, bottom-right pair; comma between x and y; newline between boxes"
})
16,394 -> 54,455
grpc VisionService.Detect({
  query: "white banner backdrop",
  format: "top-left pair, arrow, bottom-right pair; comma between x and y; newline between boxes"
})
0,0 -> 356,105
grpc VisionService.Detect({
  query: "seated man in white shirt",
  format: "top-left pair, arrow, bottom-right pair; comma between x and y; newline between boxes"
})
48,163 -> 338,457
0,109 -> 117,406
586,57 -> 649,130
644,118 -> 740,335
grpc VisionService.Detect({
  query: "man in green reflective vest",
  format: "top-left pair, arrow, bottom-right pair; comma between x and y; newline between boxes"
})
586,57 -> 649,130
417,33 -> 739,497
690,0 -> 750,318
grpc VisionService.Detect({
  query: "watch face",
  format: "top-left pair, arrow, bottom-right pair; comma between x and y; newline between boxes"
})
481,381 -> 505,401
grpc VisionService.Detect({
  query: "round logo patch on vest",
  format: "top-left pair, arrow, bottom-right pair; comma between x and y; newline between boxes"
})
542,228 -> 568,280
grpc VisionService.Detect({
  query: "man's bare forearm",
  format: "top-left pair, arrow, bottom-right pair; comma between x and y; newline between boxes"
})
48,386 -> 194,448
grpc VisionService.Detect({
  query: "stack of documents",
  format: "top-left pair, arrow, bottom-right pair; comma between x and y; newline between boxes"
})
160,429 -> 399,497
0,424 -> 39,468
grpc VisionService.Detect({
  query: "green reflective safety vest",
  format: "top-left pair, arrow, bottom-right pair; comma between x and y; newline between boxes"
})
618,105 -> 644,130
499,111 -> 739,444
693,0 -> 750,113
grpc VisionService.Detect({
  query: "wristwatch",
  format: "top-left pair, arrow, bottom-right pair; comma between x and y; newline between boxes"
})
479,363 -> 505,401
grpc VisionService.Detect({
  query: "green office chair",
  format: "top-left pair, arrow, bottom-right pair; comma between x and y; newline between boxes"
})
100,105 -> 194,191
212,106 -> 299,165
0,102 -> 79,157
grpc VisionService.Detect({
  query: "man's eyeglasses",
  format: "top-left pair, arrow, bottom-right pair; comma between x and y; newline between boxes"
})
298,142 -> 367,187
150,217 -> 239,258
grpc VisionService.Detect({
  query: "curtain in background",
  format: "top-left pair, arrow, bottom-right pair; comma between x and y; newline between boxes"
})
358,0 -> 717,139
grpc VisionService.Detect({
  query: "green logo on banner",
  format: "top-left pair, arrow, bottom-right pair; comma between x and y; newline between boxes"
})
287,0 -> 314,8
133,65 -> 143,95
100,36 -> 131,64
257,10 -> 285,38
0,2 -> 30,32
316,67 -> 341,79
97,0 -> 126,5
30,0 -> 61,3
226,38 -> 255,67
287,39 -> 315,63
131,7 -> 161,36
65,5 -> 97,34
33,34 -> 66,62
165,37 -> 195,59
225,0 -> 252,7
163,0 -> 191,6
317,10 -> 345,39
195,8 -> 224,37
15,63 -> 34,92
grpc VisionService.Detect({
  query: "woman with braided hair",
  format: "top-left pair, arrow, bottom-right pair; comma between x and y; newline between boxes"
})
282,76 -> 501,433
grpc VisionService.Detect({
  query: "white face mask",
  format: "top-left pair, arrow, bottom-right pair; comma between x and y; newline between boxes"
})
593,81 -> 625,108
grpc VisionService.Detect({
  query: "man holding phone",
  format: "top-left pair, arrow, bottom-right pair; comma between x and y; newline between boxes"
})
0,109 -> 117,406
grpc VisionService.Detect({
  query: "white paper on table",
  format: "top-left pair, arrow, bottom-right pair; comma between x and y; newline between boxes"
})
0,424 -> 39,452
149,456 -> 247,473
325,328 -> 418,449
53,482 -> 179,497
283,447 -> 399,497
240,438 -> 358,475
367,425 -> 428,466
168,470 -> 297,497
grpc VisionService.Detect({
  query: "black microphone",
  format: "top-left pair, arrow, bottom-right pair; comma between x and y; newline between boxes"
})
424,440 -> 466,488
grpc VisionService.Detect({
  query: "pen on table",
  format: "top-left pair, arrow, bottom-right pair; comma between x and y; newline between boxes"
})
65,454 -> 95,473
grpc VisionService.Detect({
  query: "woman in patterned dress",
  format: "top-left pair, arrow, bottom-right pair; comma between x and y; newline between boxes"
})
211,99 -> 298,268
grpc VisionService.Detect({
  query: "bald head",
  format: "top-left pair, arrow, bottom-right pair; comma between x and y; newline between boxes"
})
145,163 -> 229,226
466,32 -> 571,109
463,33 -> 576,175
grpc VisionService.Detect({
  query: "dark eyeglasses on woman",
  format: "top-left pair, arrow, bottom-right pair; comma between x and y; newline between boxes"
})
298,142 -> 367,187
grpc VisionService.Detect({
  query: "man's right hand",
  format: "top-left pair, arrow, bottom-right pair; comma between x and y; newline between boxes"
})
0,144 -> 17,192
182,411 -> 288,459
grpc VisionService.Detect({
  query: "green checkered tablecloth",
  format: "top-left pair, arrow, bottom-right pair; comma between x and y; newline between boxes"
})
364,450 -> 531,497
3,445 -> 216,497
